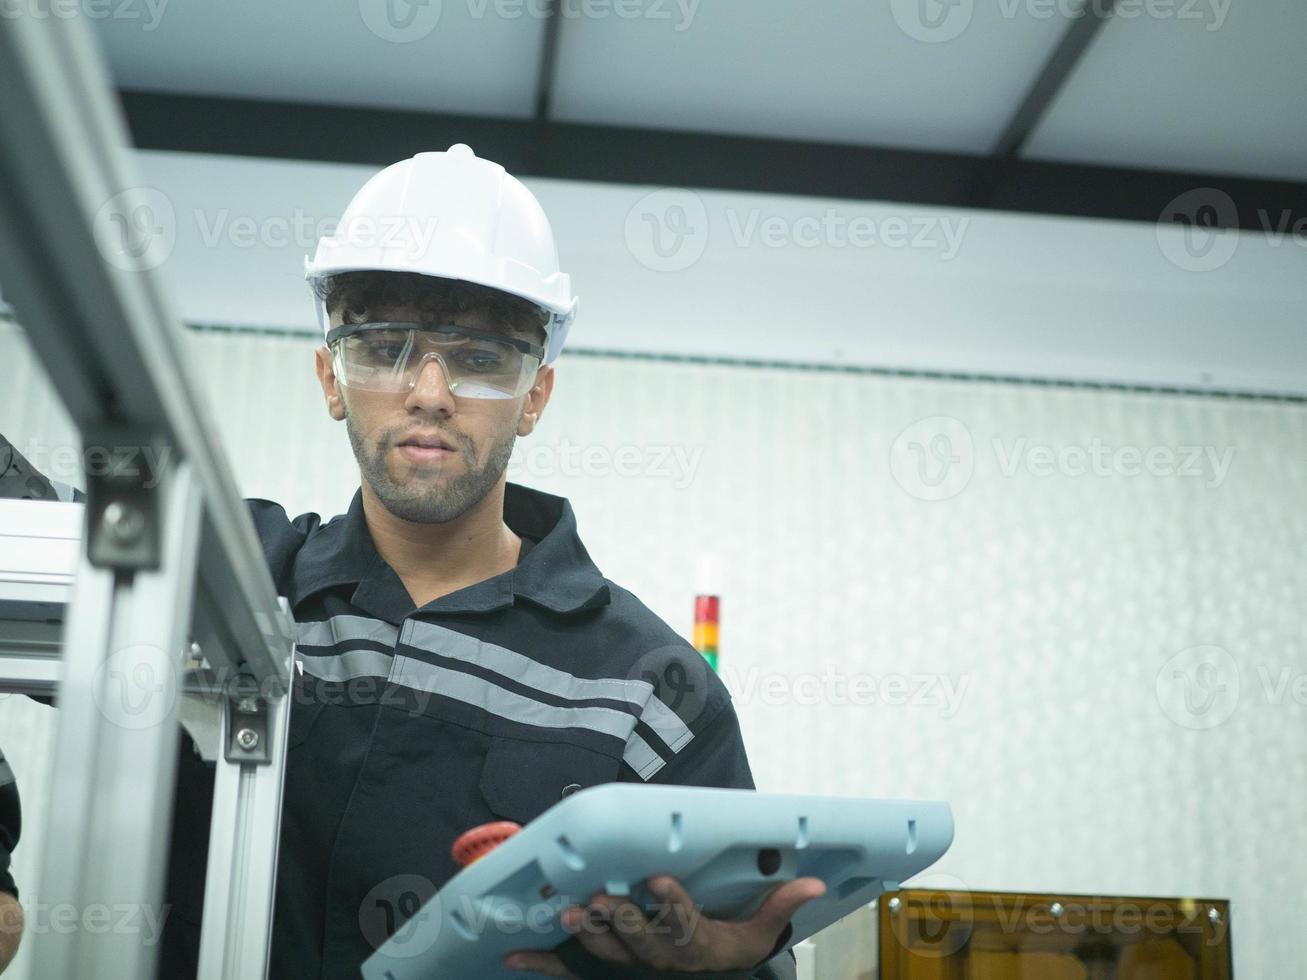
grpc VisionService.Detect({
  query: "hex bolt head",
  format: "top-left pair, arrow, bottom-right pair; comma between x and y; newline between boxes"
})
1208,907 -> 1220,924
235,728 -> 259,750
1049,902 -> 1064,918
888,897 -> 901,912
101,501 -> 145,545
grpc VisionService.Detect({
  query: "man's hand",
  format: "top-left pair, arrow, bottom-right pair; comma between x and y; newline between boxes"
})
0,891 -> 23,973
505,874 -> 825,977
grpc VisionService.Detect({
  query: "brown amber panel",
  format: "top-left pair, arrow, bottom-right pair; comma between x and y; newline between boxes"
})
879,889 -> 1232,980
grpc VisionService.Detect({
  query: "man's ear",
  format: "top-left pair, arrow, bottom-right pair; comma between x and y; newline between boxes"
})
517,364 -> 554,437
314,345 -> 347,421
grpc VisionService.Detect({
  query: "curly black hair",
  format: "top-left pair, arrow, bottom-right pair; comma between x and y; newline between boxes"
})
313,271 -> 549,347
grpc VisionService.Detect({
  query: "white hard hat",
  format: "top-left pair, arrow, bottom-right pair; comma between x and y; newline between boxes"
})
304,143 -> 577,365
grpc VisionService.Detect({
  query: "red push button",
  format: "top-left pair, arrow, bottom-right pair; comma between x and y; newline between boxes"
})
451,820 -> 522,867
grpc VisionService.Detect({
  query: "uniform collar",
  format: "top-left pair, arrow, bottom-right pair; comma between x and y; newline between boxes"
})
287,482 -> 611,622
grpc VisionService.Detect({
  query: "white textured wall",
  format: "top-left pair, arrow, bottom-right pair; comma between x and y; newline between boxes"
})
2,318 -> 1304,977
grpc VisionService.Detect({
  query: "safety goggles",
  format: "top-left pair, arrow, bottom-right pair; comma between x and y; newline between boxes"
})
326,322 -> 545,399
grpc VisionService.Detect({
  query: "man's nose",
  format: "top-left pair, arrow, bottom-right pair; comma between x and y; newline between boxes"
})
404,353 -> 457,412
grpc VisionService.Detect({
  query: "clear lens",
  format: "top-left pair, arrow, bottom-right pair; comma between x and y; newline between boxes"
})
333,327 -> 538,399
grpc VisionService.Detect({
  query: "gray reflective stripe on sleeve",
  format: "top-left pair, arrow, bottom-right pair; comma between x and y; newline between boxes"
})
637,697 -> 694,754
298,648 -> 394,682
0,757 -> 13,788
622,732 -> 666,781
295,615 -> 398,648
404,619 -> 654,707
390,655 -> 635,742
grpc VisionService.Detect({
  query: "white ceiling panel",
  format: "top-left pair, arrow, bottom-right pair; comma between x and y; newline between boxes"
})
549,0 -> 1074,153
112,151 -> 1307,396
93,0 -> 547,116
1025,2 -> 1307,181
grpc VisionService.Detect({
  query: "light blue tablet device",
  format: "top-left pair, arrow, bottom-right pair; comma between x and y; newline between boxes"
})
362,784 -> 953,979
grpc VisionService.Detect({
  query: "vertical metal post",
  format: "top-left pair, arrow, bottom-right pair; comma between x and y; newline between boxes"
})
33,463 -> 203,980
196,602 -> 294,980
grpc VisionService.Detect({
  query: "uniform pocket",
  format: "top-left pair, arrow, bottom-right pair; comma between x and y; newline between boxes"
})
478,736 -> 622,825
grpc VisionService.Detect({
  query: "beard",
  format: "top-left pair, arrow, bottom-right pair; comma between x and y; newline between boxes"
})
345,406 -> 520,524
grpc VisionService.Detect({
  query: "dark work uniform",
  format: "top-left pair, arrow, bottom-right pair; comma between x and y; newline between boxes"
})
1,432 -> 792,978
160,483 -> 795,980
0,748 -> 19,901
1,431 -> 41,899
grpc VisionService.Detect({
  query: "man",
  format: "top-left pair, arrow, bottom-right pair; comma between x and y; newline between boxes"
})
0,747 -> 20,973
3,145 -> 822,978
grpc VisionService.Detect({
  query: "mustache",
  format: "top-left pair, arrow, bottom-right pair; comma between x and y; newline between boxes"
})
385,428 -> 466,451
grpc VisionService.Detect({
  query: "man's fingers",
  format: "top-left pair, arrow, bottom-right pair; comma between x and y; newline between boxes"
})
646,876 -> 699,945
523,876 -> 828,977
751,876 -> 827,937
570,902 -> 639,965
504,950 -> 575,976
593,893 -> 681,970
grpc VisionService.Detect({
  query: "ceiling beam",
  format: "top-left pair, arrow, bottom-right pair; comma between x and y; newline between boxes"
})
116,89 -> 1306,235
532,0 -> 564,122
995,0 -> 1119,161
969,0 -> 1118,207
526,0 -> 563,174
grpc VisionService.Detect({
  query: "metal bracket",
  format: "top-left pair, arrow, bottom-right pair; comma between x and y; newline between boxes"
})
83,424 -> 170,571
225,673 -> 272,765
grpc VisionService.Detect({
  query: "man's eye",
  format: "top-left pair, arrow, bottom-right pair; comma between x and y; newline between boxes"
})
453,349 -> 506,370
